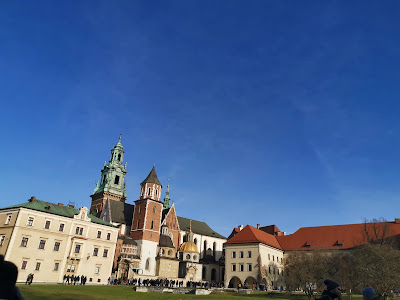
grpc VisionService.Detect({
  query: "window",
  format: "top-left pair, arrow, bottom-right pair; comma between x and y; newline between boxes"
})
38,240 -> 46,249
239,264 -> 244,272
138,206 -> 141,214
75,244 -> 81,253
114,175 -> 120,185
59,223 -> 65,232
102,175 -> 106,184
137,219 -> 140,229
54,242 -> 60,251
239,251 -> 244,258
103,249 -> 108,257
44,220 -> 51,229
153,206 -> 156,214
248,251 -> 252,258
67,265 -> 71,272
147,188 -> 151,196
268,254 -> 270,260
273,255 -> 275,261
155,189 -> 158,197
35,262 -> 41,271
140,188 -> 144,196
186,254 -> 191,260
97,231 -> 102,238
269,266 -> 271,274
118,154 -> 121,161
21,261 -> 27,270
232,251 -> 236,258
278,269 -> 280,275
232,264 -> 236,271
145,258 -> 150,270
93,248 -> 98,256
0,235 -> 5,246
75,227 -> 83,235
151,220 -> 154,230
21,237 -> 28,247
5,214 -> 12,225
27,217 -> 34,226
95,266 -> 100,274
71,265 -> 75,273
248,264 -> 252,272
54,262 -> 59,271
106,233 -> 111,240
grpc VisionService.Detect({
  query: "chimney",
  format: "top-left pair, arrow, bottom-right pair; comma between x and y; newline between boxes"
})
238,225 -> 243,231
29,196 -> 36,202
257,224 -> 260,229
58,203 -> 64,207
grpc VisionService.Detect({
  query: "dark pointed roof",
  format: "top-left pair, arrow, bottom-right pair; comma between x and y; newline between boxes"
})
141,166 -> 162,186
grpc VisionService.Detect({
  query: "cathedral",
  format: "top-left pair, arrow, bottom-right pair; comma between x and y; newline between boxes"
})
89,137 -> 227,283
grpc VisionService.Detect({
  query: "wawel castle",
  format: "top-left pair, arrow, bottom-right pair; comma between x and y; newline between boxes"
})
1,138 -> 400,287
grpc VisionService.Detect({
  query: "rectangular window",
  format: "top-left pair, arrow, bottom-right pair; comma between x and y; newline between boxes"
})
95,266 -> 100,274
21,261 -> 27,270
38,240 -> 46,249
54,242 -> 60,251
106,233 -> 111,240
27,217 -> 34,226
44,220 -> 51,229
75,227 -> 79,234
248,251 -> 252,258
35,262 -> 41,271
268,254 -> 270,260
93,247 -> 98,256
75,244 -> 81,253
5,214 -> 12,225
239,264 -> 244,272
79,227 -> 83,235
232,264 -> 236,272
71,265 -> 75,273
248,264 -> 252,272
97,231 -> 102,238
277,269 -> 280,275
67,265 -> 71,272
114,175 -> 120,185
59,223 -> 65,232
273,255 -> 275,262
75,227 -> 84,235
0,235 -> 5,246
147,188 -> 151,196
21,237 -> 28,247
239,251 -> 244,258
54,262 -> 59,271
103,249 -> 108,257
232,251 -> 236,258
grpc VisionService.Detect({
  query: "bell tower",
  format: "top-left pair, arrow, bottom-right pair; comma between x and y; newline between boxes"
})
90,135 -> 127,216
131,165 -> 163,275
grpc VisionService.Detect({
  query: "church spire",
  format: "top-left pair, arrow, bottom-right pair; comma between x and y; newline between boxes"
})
163,179 -> 171,210
139,165 -> 162,201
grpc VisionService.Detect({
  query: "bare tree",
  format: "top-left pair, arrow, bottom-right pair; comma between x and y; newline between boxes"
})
362,218 -> 391,245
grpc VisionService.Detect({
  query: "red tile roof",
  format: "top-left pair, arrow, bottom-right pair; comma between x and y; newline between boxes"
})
225,225 -> 282,250
228,227 -> 239,239
276,222 -> 400,251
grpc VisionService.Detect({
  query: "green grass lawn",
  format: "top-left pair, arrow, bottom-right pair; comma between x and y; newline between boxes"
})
18,285 -> 364,300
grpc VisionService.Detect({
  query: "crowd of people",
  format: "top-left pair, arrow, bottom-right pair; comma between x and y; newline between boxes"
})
62,274 -> 88,285
107,277 -> 223,289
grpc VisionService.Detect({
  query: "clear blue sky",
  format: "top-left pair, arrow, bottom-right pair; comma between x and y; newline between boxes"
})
1,1 -> 400,237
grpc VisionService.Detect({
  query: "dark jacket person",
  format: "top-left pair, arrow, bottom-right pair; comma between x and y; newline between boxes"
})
0,255 -> 24,300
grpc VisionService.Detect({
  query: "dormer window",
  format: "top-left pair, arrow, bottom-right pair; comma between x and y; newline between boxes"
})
303,242 -> 311,248
335,240 -> 344,247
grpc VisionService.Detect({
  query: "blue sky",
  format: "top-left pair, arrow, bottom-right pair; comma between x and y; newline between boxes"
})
1,1 -> 400,237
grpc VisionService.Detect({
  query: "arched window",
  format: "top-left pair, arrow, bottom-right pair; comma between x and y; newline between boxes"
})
145,258 -> 150,270
211,268 -> 216,281
118,154 -> 121,161
155,189 -> 158,197
202,266 -> 206,280
194,238 -> 197,245
147,188 -> 151,196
